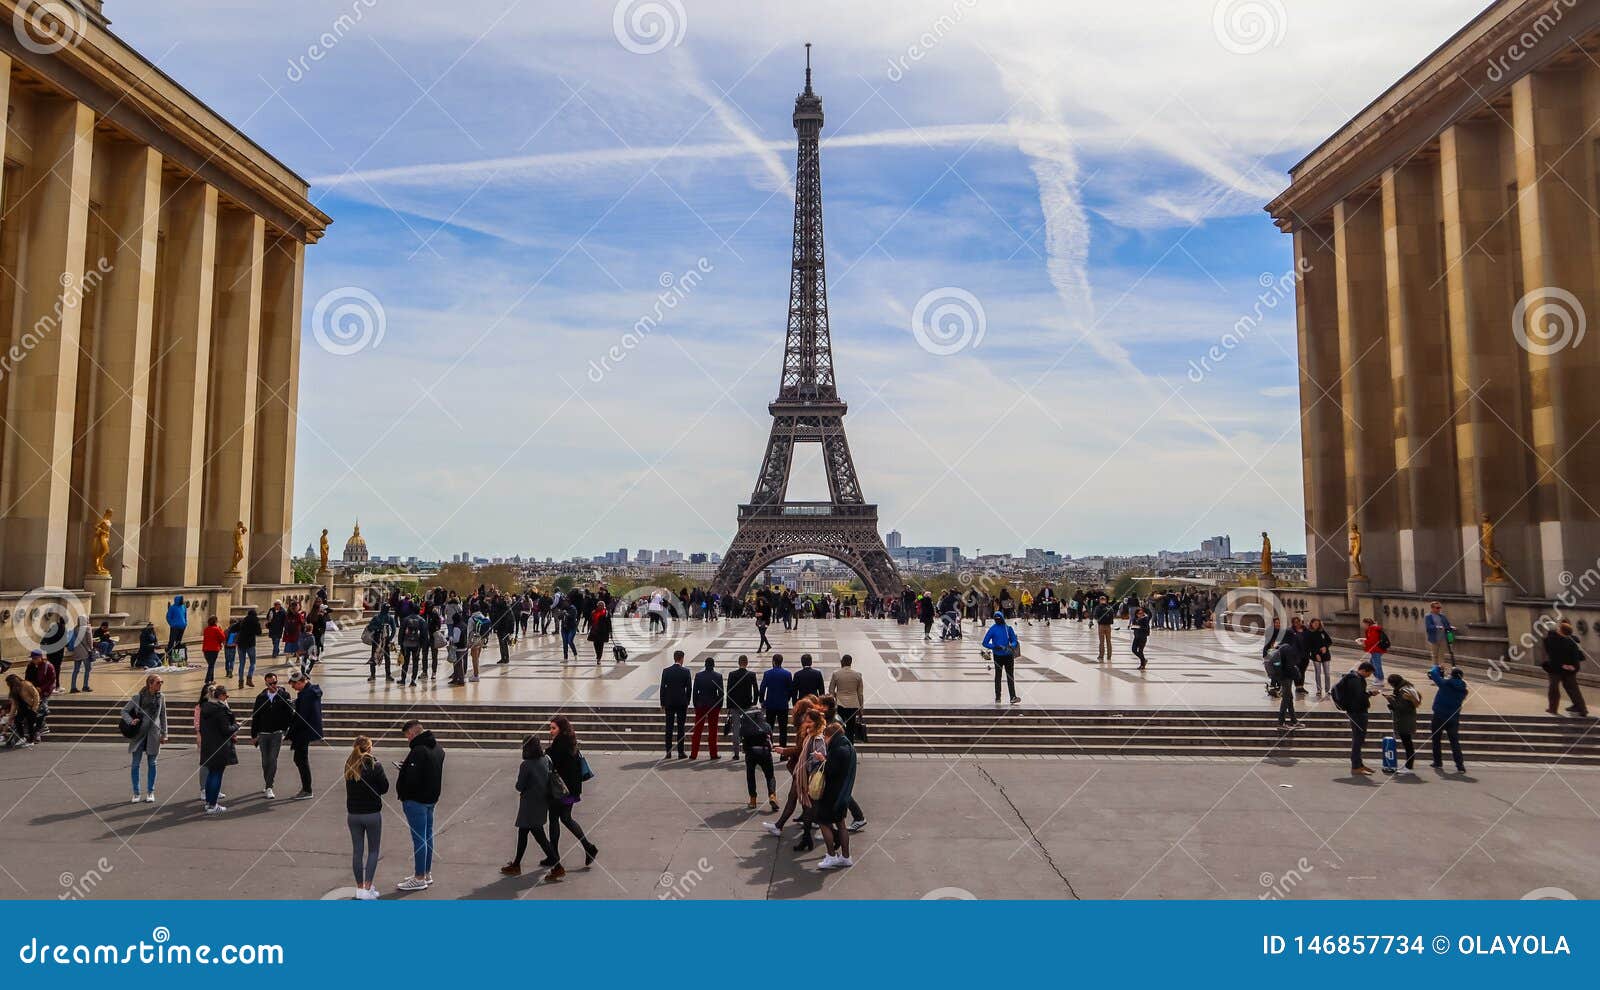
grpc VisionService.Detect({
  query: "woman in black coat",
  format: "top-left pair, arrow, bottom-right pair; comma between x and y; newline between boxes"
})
587,606 -> 612,664
545,715 -> 598,869
198,685 -> 239,812
501,736 -> 559,878
815,722 -> 858,869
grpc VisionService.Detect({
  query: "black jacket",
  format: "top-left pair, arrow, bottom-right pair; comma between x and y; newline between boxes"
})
249,688 -> 294,738
793,666 -> 825,699
660,663 -> 692,709
692,668 -> 724,708
726,667 -> 759,710
396,730 -> 445,804
344,757 -> 389,814
1543,631 -> 1586,671
290,685 -> 324,745
198,700 -> 239,772
1335,672 -> 1372,715
547,735 -> 585,800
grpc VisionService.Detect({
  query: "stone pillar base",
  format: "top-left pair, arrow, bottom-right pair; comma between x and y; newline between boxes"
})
1347,576 -> 1371,613
1258,574 -> 1277,592
84,573 -> 112,615
317,568 -> 334,599
1483,581 -> 1512,625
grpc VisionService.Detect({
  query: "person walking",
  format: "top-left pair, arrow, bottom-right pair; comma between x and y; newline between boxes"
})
1332,661 -> 1379,776
828,654 -> 865,741
587,603 -> 612,665
1427,663 -> 1469,774
200,616 -> 224,685
248,672 -> 293,800
287,673 -> 322,800
982,612 -> 1021,704
1385,673 -> 1423,773
660,650 -> 691,759
1424,602 -> 1455,667
1358,617 -> 1388,683
739,708 -> 779,812
122,673 -> 168,803
1541,619 -> 1589,717
198,684 -> 239,813
558,600 -> 579,662
792,653 -> 824,701
266,601 -> 286,658
760,654 -> 794,748
815,721 -> 858,870
395,719 -> 445,891
1130,606 -> 1151,670
234,608 -> 262,689
1270,624 -> 1304,728
1306,618 -> 1334,696
726,654 -> 759,762
755,602 -> 772,654
690,656 -> 724,760
344,735 -> 387,900
500,735 -> 561,880
545,715 -> 599,870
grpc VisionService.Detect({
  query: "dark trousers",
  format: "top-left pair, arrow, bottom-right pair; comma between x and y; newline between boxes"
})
291,738 -> 312,792
1131,636 -> 1148,666
1548,669 -> 1588,714
1348,712 -> 1369,770
838,706 -> 861,741
993,655 -> 1016,700
1430,714 -> 1464,769
663,705 -> 687,754
167,626 -> 186,651
765,708 -> 788,748
745,750 -> 776,797
757,626 -> 771,652
1397,732 -> 1415,769
547,803 -> 591,862
513,825 -> 555,867
1277,682 -> 1297,724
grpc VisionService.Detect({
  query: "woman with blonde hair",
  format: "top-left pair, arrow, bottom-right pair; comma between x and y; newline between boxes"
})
344,735 -> 388,899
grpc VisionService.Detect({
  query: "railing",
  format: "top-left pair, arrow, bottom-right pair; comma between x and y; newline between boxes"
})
737,502 -> 878,521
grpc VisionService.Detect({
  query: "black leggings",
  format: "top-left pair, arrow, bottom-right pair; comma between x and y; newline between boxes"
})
548,803 -> 592,862
513,825 -> 556,867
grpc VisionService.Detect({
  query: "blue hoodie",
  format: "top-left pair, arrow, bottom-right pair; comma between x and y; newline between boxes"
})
1428,665 -> 1469,718
165,597 -> 188,627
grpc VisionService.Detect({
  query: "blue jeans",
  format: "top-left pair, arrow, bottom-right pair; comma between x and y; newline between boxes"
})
236,644 -> 257,682
1368,651 -> 1385,682
71,658 -> 93,691
402,800 -> 436,876
561,629 -> 577,659
95,640 -> 113,659
270,635 -> 281,657
130,741 -> 156,793
203,767 -> 224,806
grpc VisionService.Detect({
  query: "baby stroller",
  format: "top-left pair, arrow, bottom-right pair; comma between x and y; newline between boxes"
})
939,611 -> 962,640
0,702 -> 24,749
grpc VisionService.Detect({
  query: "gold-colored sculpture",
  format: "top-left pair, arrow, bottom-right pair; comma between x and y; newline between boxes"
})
229,521 -> 247,573
90,509 -> 113,576
1349,522 -> 1366,579
319,528 -> 330,571
1480,513 -> 1508,584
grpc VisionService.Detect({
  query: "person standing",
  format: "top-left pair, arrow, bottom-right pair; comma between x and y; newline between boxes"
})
1333,661 -> 1379,776
248,672 -> 293,800
1424,602 -> 1455,667
1427,663 -> 1469,773
344,735 -> 387,900
396,719 -> 445,891
660,650 -> 692,759
287,673 -> 322,800
1358,617 -> 1388,683
1305,618 -> 1334,696
828,655 -> 865,741
500,736 -> 560,880
1093,595 -> 1116,663
1541,620 -> 1589,717
690,656 -> 724,760
739,708 -> 779,811
792,653 -> 824,701
66,616 -> 94,693
398,609 -> 427,686
755,602 -> 773,654
122,673 -> 168,803
198,684 -> 239,813
1385,673 -> 1422,773
1129,607 -> 1151,670
266,601 -> 286,658
165,596 -> 189,653
982,612 -> 1021,704
726,654 -> 759,761
234,608 -> 262,689
815,722 -> 858,870
760,654 -> 794,748
545,715 -> 599,871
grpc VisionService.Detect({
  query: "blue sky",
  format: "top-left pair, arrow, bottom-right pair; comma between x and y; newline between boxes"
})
114,0 -> 1490,561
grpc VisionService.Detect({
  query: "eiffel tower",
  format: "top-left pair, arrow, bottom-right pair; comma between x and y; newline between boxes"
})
711,46 -> 903,601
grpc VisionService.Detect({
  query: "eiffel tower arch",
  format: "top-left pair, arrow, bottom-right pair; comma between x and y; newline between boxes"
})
711,46 -> 903,602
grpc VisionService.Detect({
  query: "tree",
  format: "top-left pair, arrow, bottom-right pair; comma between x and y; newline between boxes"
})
291,558 -> 319,585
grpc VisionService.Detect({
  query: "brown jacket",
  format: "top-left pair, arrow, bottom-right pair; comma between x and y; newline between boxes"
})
828,668 -> 864,709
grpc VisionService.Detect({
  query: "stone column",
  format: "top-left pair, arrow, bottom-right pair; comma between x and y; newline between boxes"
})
142,179 -> 218,588
199,208 -> 265,584
1440,120 -> 1539,596
1381,162 -> 1462,594
1294,226 -> 1348,589
1512,70 -> 1600,599
249,237 -> 305,585
0,97 -> 96,590
1333,196 -> 1400,590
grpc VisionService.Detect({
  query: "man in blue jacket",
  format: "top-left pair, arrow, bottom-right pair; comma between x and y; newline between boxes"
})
165,596 -> 189,652
287,672 -> 322,799
1427,663 -> 1468,773
760,654 -> 794,747
659,650 -> 692,759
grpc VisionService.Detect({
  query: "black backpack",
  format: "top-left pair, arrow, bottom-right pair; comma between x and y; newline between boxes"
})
1331,673 -> 1360,711
1377,629 -> 1392,652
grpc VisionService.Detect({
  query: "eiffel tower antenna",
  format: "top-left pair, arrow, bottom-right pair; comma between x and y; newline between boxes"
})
711,47 -> 903,601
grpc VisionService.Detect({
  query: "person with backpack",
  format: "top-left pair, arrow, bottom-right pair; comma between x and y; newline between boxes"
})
1270,621 -> 1305,728
1332,661 -> 1380,776
1385,673 -> 1423,773
1358,618 -> 1389,683
982,612 -> 1021,704
1427,663 -> 1469,773
398,610 -> 428,686
739,707 -> 779,811
587,603 -> 612,665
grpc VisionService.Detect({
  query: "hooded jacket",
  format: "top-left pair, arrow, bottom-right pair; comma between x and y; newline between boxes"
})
396,730 -> 445,804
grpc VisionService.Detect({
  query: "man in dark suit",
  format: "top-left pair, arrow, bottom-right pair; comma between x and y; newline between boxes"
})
659,650 -> 692,759
726,654 -> 759,763
792,653 -> 825,700
690,656 -> 724,760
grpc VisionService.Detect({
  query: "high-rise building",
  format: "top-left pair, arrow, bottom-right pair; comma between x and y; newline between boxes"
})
886,530 -> 903,551
635,549 -> 653,564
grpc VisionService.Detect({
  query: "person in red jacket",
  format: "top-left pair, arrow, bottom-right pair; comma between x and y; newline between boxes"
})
1358,618 -> 1387,683
201,616 -> 226,683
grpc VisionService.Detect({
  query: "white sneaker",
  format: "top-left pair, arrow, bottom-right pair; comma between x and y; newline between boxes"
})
144,792 -> 156,803
265,788 -> 276,799
817,855 -> 841,870
396,876 -> 428,891
468,675 -> 479,683
833,856 -> 853,868
205,804 -> 228,814
357,888 -> 378,900
762,822 -> 781,836
131,793 -> 141,804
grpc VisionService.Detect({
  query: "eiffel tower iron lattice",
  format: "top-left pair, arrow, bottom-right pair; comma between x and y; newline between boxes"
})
711,46 -> 903,601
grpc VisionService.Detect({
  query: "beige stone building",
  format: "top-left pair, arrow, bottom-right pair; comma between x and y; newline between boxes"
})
0,0 -> 328,647
1267,0 -> 1600,668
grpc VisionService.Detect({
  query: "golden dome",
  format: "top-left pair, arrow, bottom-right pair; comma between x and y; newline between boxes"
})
342,521 -> 369,562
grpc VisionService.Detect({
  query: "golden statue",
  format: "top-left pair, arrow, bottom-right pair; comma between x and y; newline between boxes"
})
1349,522 -> 1366,579
1259,531 -> 1273,577
229,521 -> 247,573
319,528 -> 330,571
90,509 -> 113,576
1480,513 -> 1509,584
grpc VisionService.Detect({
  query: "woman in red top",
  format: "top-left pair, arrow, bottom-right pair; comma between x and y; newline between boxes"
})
201,616 -> 226,682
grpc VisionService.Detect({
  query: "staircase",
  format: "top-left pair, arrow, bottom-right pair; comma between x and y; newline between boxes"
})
36,698 -> 1600,764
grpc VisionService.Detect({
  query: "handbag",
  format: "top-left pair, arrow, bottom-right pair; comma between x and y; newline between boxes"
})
578,754 -> 595,782
851,713 -> 868,743
119,708 -> 142,739
432,628 -> 447,649
547,759 -> 571,802
807,765 -> 826,801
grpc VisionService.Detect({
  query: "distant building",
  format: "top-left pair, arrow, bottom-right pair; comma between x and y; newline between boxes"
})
635,549 -> 653,564
895,546 -> 959,567
342,522 -> 370,564
886,530 -> 903,551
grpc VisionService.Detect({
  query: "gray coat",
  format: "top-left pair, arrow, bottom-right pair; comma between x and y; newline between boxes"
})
514,756 -> 554,829
123,690 -> 168,757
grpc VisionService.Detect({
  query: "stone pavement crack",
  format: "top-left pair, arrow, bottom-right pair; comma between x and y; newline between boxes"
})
974,760 -> 1080,900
